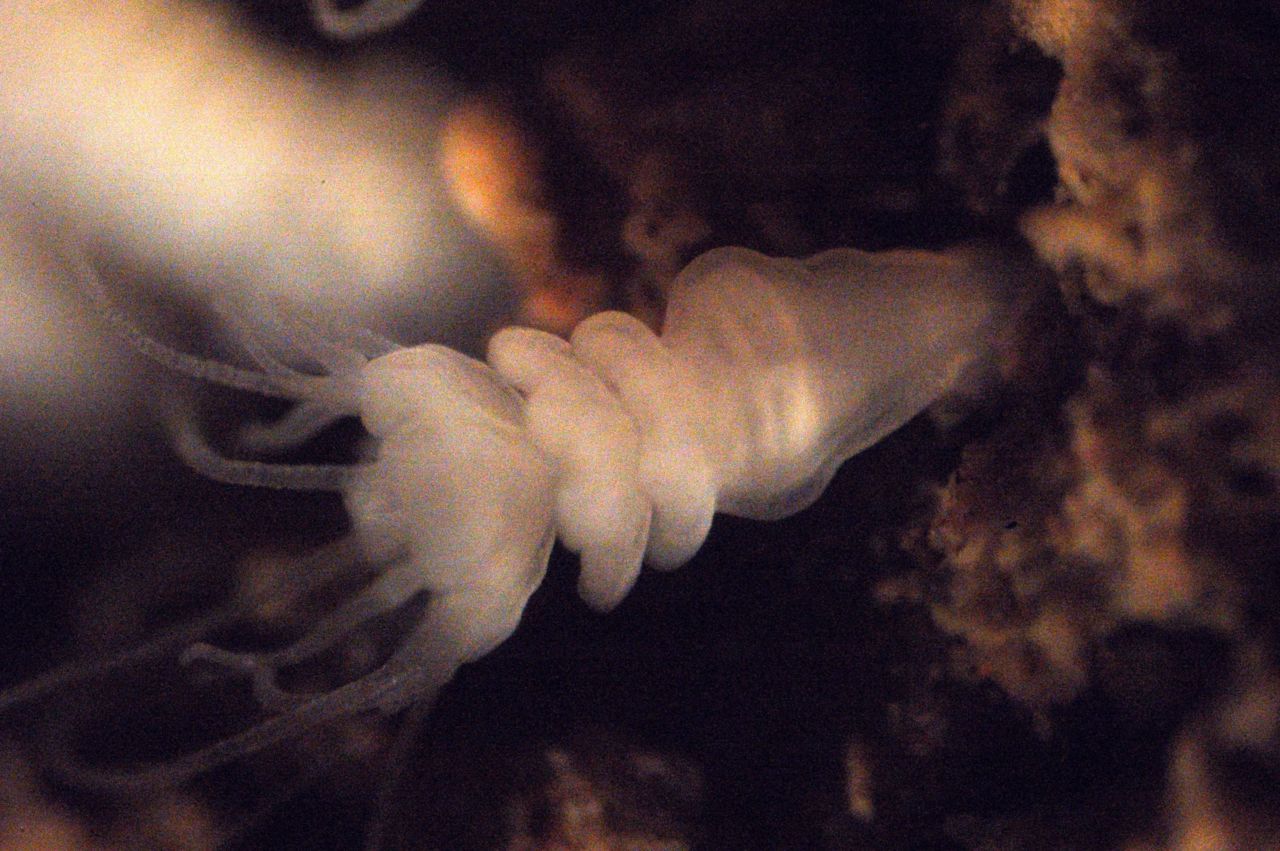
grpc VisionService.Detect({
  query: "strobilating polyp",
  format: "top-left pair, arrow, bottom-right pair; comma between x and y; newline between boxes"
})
47,240 -> 1019,788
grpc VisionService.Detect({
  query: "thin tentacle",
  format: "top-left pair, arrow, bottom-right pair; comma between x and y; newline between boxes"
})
254,299 -> 369,376
330,324 -> 401,362
0,536 -> 371,716
213,293 -> 367,379
44,566 -> 541,792
71,248 -> 300,400
182,563 -> 425,712
69,244 -> 362,406
210,297 -> 324,381
277,298 -> 402,362
50,615 -> 462,793
166,404 -> 360,492
236,401 -> 355,454
207,296 -> 366,413
0,604 -> 238,716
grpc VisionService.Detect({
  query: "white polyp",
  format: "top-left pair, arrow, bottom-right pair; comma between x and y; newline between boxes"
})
498,243 -> 1018,584
28,234 -> 1019,789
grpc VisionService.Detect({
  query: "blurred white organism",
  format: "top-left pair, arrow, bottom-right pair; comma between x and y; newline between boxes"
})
0,0 -> 509,452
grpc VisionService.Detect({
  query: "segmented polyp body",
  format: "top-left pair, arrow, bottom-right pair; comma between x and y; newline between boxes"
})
27,241 -> 1016,787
